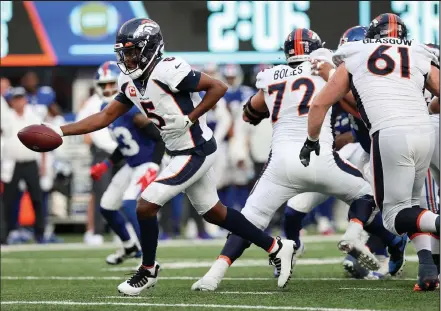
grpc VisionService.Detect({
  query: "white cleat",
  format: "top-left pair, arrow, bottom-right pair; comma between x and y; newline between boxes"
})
191,276 -> 221,291
269,237 -> 296,288
106,245 -> 141,265
338,240 -> 380,271
274,240 -> 304,278
117,262 -> 160,296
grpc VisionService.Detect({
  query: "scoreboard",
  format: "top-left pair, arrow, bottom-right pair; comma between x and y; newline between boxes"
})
0,1 -> 438,66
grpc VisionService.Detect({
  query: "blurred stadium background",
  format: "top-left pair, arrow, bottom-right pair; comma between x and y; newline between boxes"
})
0,1 -> 439,245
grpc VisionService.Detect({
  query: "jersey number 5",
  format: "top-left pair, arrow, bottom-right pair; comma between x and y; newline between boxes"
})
268,78 -> 315,121
141,101 -> 166,129
368,45 -> 410,78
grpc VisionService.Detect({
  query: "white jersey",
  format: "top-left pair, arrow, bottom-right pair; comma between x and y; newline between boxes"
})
333,38 -> 438,135
255,49 -> 334,148
117,56 -> 213,152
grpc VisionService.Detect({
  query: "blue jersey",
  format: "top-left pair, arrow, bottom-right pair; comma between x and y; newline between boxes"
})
103,104 -> 157,167
349,114 -> 371,154
23,86 -> 56,120
223,85 -> 254,110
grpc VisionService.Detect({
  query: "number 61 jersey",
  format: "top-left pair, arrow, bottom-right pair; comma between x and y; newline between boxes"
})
256,49 -> 334,148
333,38 -> 439,135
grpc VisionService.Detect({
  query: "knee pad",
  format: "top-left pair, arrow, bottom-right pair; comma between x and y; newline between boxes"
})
287,195 -> 315,214
393,206 -> 424,235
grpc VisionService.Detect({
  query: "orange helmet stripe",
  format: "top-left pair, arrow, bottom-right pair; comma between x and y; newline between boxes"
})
296,28 -> 304,55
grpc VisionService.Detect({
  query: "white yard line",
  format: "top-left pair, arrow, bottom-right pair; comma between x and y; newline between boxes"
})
0,301 -> 396,311
0,235 -> 340,253
104,256 -> 418,271
339,288 -> 405,291
0,276 -> 418,281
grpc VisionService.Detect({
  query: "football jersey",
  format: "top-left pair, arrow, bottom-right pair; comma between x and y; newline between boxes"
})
333,38 -> 438,135
116,56 -> 213,152
103,104 -> 157,167
224,84 -> 254,116
25,86 -> 56,120
255,49 -> 334,148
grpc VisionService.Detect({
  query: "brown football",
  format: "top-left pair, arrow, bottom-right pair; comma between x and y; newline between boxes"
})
17,124 -> 63,152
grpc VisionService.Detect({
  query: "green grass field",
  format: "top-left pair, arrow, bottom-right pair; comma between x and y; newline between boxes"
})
1,235 -> 439,311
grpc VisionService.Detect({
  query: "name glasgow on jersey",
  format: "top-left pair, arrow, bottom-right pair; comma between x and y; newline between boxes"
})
273,65 -> 303,80
363,38 -> 412,46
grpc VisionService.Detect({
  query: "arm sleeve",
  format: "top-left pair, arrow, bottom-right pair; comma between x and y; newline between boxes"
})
138,121 -> 165,165
115,91 -> 133,107
176,70 -> 202,92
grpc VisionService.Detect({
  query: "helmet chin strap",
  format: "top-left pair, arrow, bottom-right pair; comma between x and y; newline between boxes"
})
128,44 -> 162,80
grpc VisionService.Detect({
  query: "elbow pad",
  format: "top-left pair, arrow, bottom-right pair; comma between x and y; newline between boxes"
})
243,96 -> 269,126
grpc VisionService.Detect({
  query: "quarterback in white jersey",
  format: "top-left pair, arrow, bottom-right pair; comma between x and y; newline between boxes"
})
302,13 -> 440,291
39,18 -> 295,296
192,28 -> 394,292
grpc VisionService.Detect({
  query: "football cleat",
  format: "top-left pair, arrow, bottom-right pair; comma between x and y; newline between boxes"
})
191,276 -> 221,292
274,240 -> 304,278
338,239 -> 380,271
269,237 -> 296,288
117,262 -> 160,296
388,235 -> 407,277
343,254 -> 370,279
413,263 -> 440,292
106,245 -> 141,265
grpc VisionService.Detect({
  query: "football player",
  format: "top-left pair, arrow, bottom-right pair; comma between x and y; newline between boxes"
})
89,61 -> 165,265
301,14 -> 440,290
192,28 -> 395,291
42,18 -> 296,295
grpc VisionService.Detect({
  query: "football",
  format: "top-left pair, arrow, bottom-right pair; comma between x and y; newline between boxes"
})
17,124 -> 63,152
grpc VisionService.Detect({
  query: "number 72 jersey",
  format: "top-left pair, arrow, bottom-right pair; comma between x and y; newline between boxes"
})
333,38 -> 439,135
255,59 -> 334,147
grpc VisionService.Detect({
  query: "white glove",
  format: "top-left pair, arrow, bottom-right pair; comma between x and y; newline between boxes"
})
42,122 -> 64,137
161,114 -> 193,138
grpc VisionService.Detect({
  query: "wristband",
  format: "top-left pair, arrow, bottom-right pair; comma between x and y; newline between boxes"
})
307,135 -> 319,142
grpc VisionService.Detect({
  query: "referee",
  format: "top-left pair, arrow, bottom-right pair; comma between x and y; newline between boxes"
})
1,87 -> 45,243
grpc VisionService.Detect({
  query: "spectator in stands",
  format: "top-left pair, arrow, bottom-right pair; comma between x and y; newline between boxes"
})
1,87 -> 46,243
76,88 -> 118,245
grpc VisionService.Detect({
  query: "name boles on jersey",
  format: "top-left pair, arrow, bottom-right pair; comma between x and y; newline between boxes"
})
255,48 -> 334,147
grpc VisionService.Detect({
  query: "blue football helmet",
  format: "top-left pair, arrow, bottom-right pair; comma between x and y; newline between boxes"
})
284,28 -> 323,64
339,26 -> 368,47
94,61 -> 120,102
366,13 -> 407,40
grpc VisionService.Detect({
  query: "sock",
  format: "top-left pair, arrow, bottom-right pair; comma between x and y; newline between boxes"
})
348,195 -> 376,224
220,207 -> 276,253
364,213 -> 399,247
284,207 -> 306,247
366,235 -> 388,257
205,257 -> 230,279
122,200 -> 141,241
410,233 -> 434,265
138,215 -> 159,268
219,234 -> 252,264
430,234 -> 440,273
418,211 -> 439,233
100,208 -> 131,242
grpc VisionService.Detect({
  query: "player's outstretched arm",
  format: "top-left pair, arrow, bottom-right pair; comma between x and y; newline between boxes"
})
187,73 -> 228,123
426,65 -> 440,98
60,100 -> 131,136
308,64 -> 351,140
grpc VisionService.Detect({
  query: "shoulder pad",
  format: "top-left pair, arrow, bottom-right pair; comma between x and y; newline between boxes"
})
255,67 -> 274,90
310,48 -> 334,65
118,73 -> 131,93
154,56 -> 192,91
415,43 -> 440,67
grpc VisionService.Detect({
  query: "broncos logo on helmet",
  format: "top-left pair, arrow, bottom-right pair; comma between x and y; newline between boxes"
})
284,28 -> 323,64
366,13 -> 408,40
114,18 -> 164,80
339,26 -> 368,47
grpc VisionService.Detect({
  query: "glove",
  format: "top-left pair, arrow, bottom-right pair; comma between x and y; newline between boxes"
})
90,160 -> 112,181
42,122 -> 64,137
161,114 -> 193,138
137,163 -> 159,191
299,137 -> 320,167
